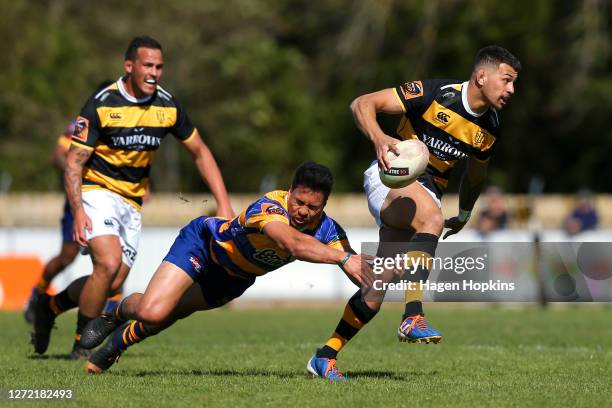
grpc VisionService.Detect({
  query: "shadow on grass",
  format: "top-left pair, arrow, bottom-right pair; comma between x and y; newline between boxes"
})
349,369 -> 438,380
117,368 -> 419,381
28,353 -> 75,361
122,368 -> 303,378
347,370 -> 408,380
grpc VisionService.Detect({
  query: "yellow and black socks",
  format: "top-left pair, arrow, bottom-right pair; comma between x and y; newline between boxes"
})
112,321 -> 161,351
48,289 -> 78,315
403,232 -> 438,318
316,291 -> 378,359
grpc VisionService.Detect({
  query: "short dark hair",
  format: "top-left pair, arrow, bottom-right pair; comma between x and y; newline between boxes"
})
125,36 -> 162,61
290,162 -> 334,200
474,45 -> 521,72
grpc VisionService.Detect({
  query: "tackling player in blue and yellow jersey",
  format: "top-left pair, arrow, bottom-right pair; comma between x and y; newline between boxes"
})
80,162 -> 371,378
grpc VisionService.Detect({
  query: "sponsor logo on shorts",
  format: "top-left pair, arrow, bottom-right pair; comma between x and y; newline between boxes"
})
190,256 -> 202,273
108,112 -> 122,120
104,219 -> 115,227
399,80 -> 423,100
122,247 -> 136,264
73,116 -> 89,142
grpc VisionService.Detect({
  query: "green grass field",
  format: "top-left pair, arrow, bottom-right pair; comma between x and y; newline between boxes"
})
1,305 -> 611,407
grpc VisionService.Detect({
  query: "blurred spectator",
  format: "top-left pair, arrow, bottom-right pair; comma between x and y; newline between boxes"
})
476,186 -> 509,235
564,189 -> 599,235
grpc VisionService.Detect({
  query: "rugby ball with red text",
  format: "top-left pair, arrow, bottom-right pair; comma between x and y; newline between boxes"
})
379,139 -> 429,189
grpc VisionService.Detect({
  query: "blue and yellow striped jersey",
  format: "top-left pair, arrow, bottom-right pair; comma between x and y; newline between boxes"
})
203,190 -> 350,278
71,78 -> 197,209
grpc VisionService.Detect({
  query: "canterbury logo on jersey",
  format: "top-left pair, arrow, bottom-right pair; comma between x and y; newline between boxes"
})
422,134 -> 468,160
436,112 -> 450,124
110,134 -> 162,149
422,101 -> 496,151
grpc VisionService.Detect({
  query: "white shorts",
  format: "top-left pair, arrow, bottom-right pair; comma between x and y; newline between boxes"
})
82,189 -> 141,268
363,161 -> 442,227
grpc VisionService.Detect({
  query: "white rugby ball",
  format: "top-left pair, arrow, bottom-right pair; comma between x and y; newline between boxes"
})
379,139 -> 429,189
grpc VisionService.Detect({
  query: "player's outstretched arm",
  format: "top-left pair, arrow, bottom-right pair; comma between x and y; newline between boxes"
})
350,88 -> 403,171
182,132 -> 235,218
444,157 -> 489,239
263,221 -> 372,286
336,243 -> 376,288
64,145 -> 93,246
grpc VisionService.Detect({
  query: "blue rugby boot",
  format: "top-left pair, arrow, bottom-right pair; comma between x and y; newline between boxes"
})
306,355 -> 346,381
397,314 -> 442,344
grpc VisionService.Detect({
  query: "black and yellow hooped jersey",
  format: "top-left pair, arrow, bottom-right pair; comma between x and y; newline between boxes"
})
71,78 -> 197,208
393,79 -> 500,197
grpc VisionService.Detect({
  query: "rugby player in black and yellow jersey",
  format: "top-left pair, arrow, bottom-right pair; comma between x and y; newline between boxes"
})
24,120 -> 81,324
31,36 -> 234,359
25,82 -> 116,325
309,45 -> 521,378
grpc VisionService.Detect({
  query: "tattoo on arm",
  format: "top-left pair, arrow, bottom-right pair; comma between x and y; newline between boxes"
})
64,147 -> 91,212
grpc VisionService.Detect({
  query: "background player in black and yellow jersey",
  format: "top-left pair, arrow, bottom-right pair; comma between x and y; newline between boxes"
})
77,162 -> 371,378
25,82 -> 116,324
23,121 -> 80,323
310,45 -> 521,376
31,36 -> 234,359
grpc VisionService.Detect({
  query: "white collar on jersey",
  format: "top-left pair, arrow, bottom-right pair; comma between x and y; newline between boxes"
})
117,77 -> 154,104
461,81 -> 487,117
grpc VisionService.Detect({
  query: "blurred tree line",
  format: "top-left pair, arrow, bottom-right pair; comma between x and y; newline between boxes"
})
0,0 -> 610,194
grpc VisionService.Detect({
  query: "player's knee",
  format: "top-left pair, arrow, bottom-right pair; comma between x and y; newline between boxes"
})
413,211 -> 444,235
92,256 -> 122,281
137,304 -> 170,326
